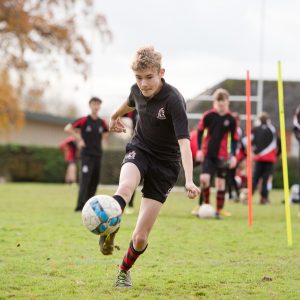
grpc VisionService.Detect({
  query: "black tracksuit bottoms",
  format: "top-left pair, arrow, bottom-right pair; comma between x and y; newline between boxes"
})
75,154 -> 101,211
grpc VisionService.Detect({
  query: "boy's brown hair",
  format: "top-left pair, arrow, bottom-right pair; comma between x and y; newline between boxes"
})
131,46 -> 162,72
213,88 -> 230,101
259,112 -> 270,124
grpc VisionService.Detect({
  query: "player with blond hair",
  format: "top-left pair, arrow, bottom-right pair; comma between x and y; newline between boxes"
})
100,46 -> 199,288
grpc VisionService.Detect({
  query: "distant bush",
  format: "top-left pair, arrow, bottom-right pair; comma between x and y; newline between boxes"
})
272,156 -> 299,188
0,145 -> 65,182
0,144 -> 298,188
0,144 -> 125,184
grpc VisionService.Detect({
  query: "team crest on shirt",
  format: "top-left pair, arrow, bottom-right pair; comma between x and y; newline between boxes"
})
98,126 -> 103,133
223,119 -> 230,127
82,165 -> 89,173
157,107 -> 166,120
86,125 -> 92,132
125,150 -> 136,160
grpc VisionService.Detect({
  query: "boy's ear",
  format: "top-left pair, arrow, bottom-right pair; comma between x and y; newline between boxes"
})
159,68 -> 165,77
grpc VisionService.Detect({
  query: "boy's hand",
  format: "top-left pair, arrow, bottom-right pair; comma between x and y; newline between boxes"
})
78,139 -> 86,149
195,150 -> 204,162
229,156 -> 237,169
185,182 -> 200,199
109,118 -> 127,133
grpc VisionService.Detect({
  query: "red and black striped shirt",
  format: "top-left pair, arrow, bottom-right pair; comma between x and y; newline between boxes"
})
197,109 -> 239,160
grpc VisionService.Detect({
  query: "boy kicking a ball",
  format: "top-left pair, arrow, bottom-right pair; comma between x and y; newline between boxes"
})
100,46 -> 199,288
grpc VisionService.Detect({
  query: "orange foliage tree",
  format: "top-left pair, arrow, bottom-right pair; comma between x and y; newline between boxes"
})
0,0 -> 112,137
0,70 -> 24,138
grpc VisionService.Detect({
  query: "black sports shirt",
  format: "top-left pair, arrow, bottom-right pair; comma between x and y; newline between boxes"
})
127,78 -> 189,161
72,115 -> 108,157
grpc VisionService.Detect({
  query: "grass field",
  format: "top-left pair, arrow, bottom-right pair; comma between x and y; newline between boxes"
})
0,183 -> 300,300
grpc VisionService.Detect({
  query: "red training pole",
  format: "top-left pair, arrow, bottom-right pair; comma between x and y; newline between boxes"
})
246,70 -> 253,226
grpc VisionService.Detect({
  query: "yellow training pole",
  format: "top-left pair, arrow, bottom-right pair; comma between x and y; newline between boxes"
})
277,61 -> 293,247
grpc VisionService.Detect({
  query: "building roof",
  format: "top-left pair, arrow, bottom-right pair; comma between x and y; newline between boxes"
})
187,79 -> 300,130
25,111 -> 74,125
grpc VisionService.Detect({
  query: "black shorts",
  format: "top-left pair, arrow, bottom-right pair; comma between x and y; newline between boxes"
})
201,157 -> 228,179
122,144 -> 181,203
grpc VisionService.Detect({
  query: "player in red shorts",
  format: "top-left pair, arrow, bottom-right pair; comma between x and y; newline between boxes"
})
59,136 -> 78,184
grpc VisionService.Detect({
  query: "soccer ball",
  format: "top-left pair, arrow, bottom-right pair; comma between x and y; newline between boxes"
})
290,184 -> 300,204
198,204 -> 215,219
82,195 -> 122,236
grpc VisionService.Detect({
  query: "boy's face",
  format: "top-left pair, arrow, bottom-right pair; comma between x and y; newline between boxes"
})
89,101 -> 101,115
214,98 -> 229,115
134,68 -> 165,98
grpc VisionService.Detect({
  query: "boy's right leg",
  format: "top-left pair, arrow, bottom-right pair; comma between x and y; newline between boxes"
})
199,158 -> 215,206
191,174 -> 210,215
99,162 -> 141,255
252,162 -> 262,195
200,174 -> 211,205
260,163 -> 273,204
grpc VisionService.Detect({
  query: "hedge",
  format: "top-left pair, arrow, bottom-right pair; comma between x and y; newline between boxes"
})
0,144 -> 124,184
0,144 -> 299,188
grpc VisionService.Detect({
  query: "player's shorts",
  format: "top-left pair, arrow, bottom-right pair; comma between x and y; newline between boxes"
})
201,157 -> 228,179
122,144 -> 181,203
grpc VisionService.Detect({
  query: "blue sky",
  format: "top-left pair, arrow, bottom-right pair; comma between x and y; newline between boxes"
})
48,0 -> 300,116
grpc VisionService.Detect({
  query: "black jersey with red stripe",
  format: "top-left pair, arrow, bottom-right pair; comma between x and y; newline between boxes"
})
251,123 -> 280,162
72,115 -> 108,156
293,105 -> 300,141
198,109 -> 239,160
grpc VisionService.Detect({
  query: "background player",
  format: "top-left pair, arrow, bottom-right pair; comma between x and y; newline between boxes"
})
193,88 -> 239,219
293,105 -> 300,217
251,112 -> 281,204
64,97 -> 109,211
59,136 -> 78,184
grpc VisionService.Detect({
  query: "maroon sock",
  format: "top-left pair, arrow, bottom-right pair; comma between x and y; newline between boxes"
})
202,187 -> 210,204
216,190 -> 226,212
120,241 -> 147,272
198,192 -> 204,205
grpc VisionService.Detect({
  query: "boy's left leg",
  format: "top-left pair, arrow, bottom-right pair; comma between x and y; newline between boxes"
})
116,197 -> 162,288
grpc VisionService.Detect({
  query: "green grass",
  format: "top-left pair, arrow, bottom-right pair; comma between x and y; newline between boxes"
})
0,183 -> 300,300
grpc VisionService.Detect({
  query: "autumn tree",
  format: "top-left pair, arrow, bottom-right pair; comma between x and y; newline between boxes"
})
0,70 -> 24,138
0,0 -> 112,138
